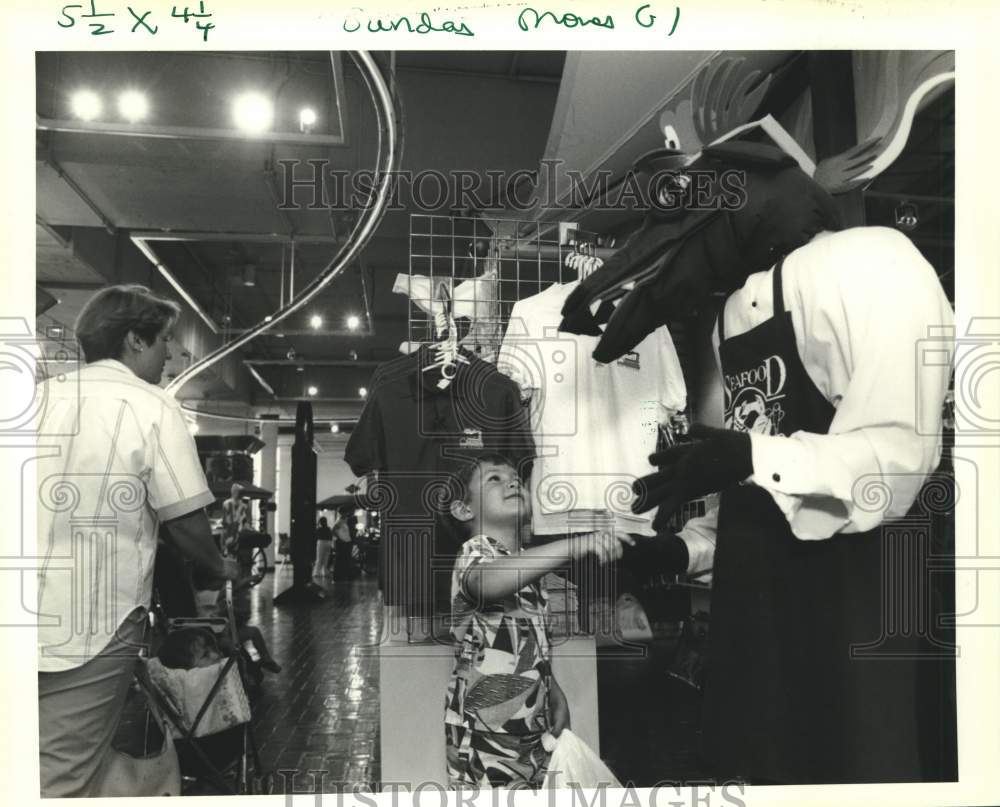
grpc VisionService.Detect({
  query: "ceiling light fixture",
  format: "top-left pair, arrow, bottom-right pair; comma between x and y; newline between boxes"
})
330,422 -> 340,434
264,315 -> 273,323
359,387 -> 368,399
310,314 -> 323,329
233,91 -> 273,134
118,90 -> 149,122
242,264 -> 256,287
299,107 -> 317,133
307,385 -> 318,397
70,89 -> 102,121
346,314 -> 360,331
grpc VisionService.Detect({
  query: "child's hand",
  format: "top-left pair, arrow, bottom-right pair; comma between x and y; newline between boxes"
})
548,679 -> 571,738
569,532 -> 623,564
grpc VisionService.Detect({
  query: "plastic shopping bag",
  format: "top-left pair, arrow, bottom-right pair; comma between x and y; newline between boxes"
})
542,729 -> 621,789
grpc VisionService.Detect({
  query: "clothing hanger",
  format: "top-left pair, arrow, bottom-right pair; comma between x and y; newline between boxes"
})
565,240 -> 605,280
422,282 -> 468,388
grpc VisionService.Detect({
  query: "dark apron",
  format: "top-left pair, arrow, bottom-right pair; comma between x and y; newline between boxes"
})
700,260 -> 930,784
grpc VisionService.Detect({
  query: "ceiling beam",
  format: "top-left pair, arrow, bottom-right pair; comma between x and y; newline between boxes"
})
37,117 -> 349,148
132,230 -> 342,244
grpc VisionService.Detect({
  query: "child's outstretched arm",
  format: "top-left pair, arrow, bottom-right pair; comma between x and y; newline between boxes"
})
463,533 -> 622,604
548,676 -> 571,738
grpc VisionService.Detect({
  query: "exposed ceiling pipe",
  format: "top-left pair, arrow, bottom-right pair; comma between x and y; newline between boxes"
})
133,239 -> 221,333
166,51 -> 402,404
246,359 -> 382,367
279,244 -> 286,309
247,364 -> 276,397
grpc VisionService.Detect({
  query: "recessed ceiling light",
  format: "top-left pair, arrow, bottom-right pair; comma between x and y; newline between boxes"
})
70,90 -> 102,121
358,387 -> 368,399
310,314 -> 323,329
118,90 -> 149,122
307,385 -> 318,396
233,91 -> 273,133
330,422 -> 340,434
346,314 -> 360,331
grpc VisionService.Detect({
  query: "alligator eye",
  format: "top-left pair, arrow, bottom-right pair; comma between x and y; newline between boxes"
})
656,172 -> 691,206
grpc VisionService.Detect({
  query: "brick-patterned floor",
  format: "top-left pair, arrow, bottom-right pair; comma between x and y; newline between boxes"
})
114,566 -> 710,794
253,569 -> 382,794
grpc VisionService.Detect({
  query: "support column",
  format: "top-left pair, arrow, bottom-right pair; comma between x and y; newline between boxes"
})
274,401 -> 323,604
258,415 -> 279,567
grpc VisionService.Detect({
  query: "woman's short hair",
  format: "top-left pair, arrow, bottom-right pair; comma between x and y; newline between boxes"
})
74,284 -> 181,363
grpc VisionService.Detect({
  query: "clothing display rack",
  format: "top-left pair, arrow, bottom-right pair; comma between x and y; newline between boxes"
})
406,213 -> 614,359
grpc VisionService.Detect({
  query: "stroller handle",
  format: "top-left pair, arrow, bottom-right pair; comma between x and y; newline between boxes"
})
224,579 -> 240,647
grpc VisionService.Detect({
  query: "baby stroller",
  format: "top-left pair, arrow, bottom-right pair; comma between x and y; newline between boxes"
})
135,580 -> 273,795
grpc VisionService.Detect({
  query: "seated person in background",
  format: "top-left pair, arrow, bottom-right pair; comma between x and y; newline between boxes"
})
443,453 -> 623,788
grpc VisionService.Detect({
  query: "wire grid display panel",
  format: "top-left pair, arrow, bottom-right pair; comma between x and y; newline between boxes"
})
408,214 -> 579,358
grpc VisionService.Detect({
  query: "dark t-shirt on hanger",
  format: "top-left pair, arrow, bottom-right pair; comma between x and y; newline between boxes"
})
345,347 -> 535,614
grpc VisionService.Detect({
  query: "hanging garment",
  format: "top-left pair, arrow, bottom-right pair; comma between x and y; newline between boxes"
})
497,280 -> 686,536
345,347 -> 535,615
701,258 -> 932,784
393,270 -> 500,323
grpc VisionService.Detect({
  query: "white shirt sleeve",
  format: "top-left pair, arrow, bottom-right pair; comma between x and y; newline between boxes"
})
745,228 -> 953,540
678,504 -> 718,577
655,324 -> 688,414
147,399 -> 215,522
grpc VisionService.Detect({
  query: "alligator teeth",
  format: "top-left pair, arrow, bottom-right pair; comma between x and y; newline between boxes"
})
622,281 -> 636,291
589,298 -> 603,316
612,297 -> 622,308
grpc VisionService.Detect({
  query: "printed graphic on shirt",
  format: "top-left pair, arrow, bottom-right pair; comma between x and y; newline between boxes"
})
723,354 -> 787,435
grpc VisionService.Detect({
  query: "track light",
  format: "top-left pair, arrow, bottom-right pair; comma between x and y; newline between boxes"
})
70,90 -> 102,121
118,90 -> 149,122
299,107 -> 317,133
894,201 -> 919,231
233,92 -> 273,134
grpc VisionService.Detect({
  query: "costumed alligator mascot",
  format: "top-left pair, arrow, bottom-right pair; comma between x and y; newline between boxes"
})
560,53 -> 956,784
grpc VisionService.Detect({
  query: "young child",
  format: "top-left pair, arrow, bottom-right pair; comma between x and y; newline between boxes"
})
444,454 -> 621,789
157,628 -> 224,670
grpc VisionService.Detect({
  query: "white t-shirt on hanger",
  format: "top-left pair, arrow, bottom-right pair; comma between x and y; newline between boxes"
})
497,281 -> 687,537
